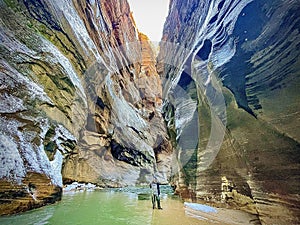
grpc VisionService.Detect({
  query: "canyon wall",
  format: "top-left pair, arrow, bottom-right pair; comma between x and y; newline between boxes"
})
1,0 -> 299,223
159,0 -> 300,224
0,0 -> 171,215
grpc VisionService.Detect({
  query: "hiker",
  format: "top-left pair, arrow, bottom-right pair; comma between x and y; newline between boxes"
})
150,179 -> 162,209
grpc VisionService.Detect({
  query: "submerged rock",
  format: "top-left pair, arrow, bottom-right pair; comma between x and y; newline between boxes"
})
184,202 -> 218,213
184,202 -> 260,225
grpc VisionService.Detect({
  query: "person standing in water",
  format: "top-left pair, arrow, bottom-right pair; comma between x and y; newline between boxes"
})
150,179 -> 162,209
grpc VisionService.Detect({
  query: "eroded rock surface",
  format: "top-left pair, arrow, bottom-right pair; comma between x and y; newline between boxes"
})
1,0 -> 299,222
0,0 -> 171,215
159,0 -> 300,224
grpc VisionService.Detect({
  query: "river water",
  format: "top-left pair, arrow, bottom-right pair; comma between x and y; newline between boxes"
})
0,187 -> 216,225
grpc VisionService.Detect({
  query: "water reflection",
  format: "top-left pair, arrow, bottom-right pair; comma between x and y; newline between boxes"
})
0,188 -> 212,225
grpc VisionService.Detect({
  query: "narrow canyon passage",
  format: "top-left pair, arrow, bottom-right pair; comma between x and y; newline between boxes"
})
0,0 -> 299,224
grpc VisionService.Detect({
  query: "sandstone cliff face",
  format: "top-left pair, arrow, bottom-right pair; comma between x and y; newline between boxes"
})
1,0 -> 299,222
0,0 -> 171,215
159,0 -> 300,224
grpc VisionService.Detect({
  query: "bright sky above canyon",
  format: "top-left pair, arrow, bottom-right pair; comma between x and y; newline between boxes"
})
127,0 -> 170,42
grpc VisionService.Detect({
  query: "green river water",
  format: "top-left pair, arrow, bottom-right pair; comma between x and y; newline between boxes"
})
0,187 -> 215,225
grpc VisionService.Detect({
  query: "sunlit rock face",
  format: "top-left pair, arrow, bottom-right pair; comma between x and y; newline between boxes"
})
159,0 -> 300,224
0,0 -> 171,214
